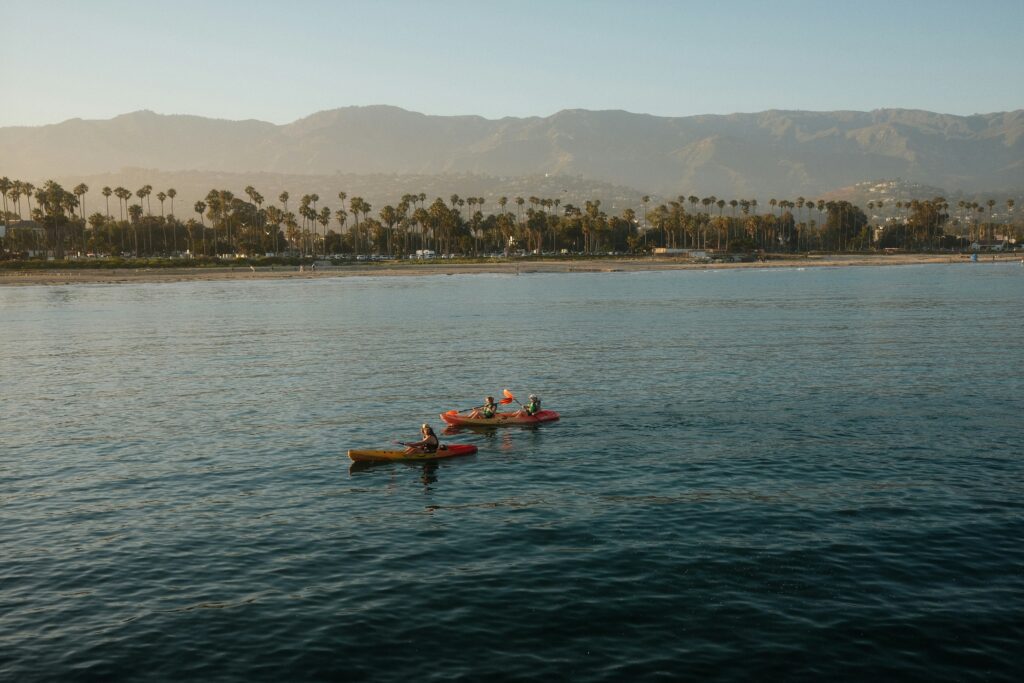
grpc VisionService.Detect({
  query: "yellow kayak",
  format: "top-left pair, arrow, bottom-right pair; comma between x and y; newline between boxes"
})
347,444 -> 478,462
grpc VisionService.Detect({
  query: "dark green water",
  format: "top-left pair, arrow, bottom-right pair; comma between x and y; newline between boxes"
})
2,264 -> 1022,681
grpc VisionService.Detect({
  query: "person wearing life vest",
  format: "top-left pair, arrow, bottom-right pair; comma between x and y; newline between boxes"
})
518,394 -> 542,417
470,396 -> 498,419
403,424 -> 439,455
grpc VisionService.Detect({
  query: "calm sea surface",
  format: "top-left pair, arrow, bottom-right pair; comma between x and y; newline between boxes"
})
2,263 -> 1023,681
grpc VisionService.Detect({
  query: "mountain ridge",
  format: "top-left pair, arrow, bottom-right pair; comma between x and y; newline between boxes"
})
2,106 -> 1021,197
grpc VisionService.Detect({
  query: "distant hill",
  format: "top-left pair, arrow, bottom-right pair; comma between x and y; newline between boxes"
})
2,106 -> 1022,199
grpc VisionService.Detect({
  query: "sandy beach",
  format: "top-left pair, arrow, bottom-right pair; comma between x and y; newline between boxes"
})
0,253 -> 1018,287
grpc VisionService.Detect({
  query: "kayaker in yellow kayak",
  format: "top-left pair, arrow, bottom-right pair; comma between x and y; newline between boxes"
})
517,394 -> 542,417
402,424 -> 439,455
469,396 -> 498,419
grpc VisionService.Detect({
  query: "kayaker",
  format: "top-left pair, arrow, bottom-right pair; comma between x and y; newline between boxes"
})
470,396 -> 498,419
403,424 -> 439,455
518,394 -> 542,417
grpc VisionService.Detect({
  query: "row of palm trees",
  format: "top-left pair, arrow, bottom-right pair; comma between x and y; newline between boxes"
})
1,176 -> 1019,259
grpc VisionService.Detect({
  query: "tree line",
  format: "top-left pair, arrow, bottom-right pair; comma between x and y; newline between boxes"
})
0,176 -> 1019,260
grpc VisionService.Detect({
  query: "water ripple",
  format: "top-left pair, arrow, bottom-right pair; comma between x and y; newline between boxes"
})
2,264 -> 1023,681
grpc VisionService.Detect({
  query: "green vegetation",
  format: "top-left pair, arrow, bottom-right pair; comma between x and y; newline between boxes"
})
1,176 -> 1020,263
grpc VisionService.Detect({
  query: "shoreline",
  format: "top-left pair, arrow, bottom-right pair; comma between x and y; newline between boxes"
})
0,253 -> 1018,287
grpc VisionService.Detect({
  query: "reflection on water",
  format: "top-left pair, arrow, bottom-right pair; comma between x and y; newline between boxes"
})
419,462 -> 439,488
348,459 -> 442,491
443,424 -> 538,452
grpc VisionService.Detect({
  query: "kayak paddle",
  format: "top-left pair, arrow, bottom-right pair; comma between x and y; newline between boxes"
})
448,395 -> 516,415
502,389 -> 523,406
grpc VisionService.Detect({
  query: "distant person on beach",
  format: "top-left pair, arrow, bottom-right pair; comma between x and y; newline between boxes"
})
470,396 -> 498,419
517,395 -> 542,417
403,424 -> 439,455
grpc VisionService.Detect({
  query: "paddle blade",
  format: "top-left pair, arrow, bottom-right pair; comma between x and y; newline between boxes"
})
503,389 -> 515,401
498,396 -> 515,405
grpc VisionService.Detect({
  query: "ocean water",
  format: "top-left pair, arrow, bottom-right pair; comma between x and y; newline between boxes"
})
1,263 -> 1022,681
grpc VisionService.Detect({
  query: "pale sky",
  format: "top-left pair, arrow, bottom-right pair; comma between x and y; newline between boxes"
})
2,0 -> 1022,128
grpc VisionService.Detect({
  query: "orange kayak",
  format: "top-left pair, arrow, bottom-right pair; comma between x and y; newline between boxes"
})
347,444 -> 478,462
440,409 -> 560,427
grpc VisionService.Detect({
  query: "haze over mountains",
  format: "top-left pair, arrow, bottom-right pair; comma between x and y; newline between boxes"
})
2,106 -> 1021,203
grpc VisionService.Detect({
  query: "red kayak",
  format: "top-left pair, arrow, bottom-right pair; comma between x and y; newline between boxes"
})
440,409 -> 560,427
347,444 -> 478,462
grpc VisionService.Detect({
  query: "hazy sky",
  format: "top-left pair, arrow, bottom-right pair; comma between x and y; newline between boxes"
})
3,0 -> 1022,127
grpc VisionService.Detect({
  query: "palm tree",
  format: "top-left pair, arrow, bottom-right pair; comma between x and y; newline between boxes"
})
242,186 -> 264,252
297,197 -> 311,256
218,190 -> 234,253
5,180 -> 18,221
156,191 -> 168,253
35,180 -> 75,259
136,187 -> 148,254
641,195 -> 650,244
73,183 -> 88,221
379,205 -> 398,255
129,203 -> 143,228
102,186 -> 112,219
317,207 -> 331,255
348,197 -> 366,255
263,205 -> 282,254
243,185 -> 257,248
986,199 -> 996,240
309,193 -> 320,258
194,201 -> 207,255
334,208 -> 348,252
335,192 -> 347,250
167,188 -> 177,216
0,177 -> 11,223
73,183 -> 89,254
715,200 -> 726,248
114,187 -> 129,252
280,211 -> 296,251
8,181 -> 22,219
23,182 -> 36,221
